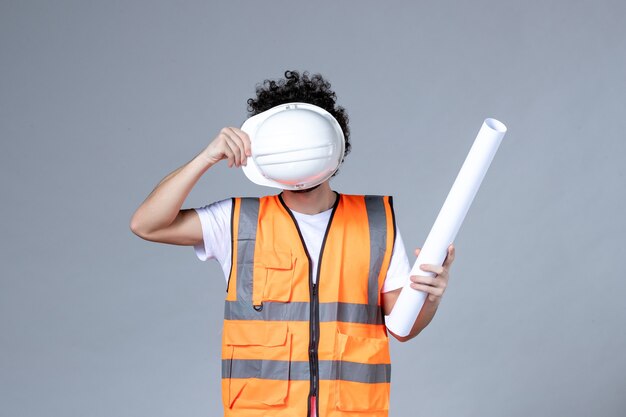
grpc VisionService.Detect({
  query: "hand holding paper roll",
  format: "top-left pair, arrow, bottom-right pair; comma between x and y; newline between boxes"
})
385,118 -> 507,337
408,244 -> 455,302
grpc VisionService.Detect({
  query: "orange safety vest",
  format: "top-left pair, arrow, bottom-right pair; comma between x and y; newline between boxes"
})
222,193 -> 396,417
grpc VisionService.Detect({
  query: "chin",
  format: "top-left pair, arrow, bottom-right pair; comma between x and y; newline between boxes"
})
288,184 -> 322,194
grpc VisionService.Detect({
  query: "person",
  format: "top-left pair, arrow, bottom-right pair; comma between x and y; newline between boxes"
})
129,70 -> 455,417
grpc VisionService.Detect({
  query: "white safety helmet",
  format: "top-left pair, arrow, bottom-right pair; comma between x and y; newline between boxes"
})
241,102 -> 345,190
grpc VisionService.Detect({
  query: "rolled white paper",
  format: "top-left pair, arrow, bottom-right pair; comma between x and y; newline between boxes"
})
385,118 -> 507,337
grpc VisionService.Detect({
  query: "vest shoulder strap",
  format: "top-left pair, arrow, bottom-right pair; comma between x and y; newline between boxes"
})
226,197 -> 261,299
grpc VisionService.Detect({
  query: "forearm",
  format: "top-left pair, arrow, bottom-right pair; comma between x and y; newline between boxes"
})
391,296 -> 441,343
130,149 -> 214,235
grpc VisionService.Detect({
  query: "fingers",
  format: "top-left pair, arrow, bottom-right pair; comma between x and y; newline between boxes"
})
409,280 -> 446,300
419,264 -> 445,275
232,127 -> 252,157
443,244 -> 456,268
409,274 -> 448,301
221,143 -> 236,167
219,128 -> 249,168
408,244 -> 454,303
410,274 -> 447,288
225,127 -> 250,165
410,275 -> 438,286
412,244 -> 455,274
224,128 -> 244,167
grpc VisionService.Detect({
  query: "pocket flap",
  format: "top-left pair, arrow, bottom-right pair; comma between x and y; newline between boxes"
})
336,329 -> 390,364
224,321 -> 288,347
252,250 -> 295,305
257,249 -> 293,270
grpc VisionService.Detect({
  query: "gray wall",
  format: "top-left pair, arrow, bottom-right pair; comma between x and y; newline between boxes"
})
2,1 -> 625,416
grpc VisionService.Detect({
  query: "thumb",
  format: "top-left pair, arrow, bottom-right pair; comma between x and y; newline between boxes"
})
414,247 -> 421,257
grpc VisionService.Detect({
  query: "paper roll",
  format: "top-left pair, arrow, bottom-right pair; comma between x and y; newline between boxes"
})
385,118 -> 507,337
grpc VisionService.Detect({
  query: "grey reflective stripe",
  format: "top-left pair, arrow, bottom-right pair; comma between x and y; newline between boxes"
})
225,300 -> 382,324
333,360 -> 391,384
223,359 -> 390,384
235,198 -> 259,304
320,302 -> 383,324
364,196 -> 388,307
225,300 -> 310,321
223,358 -> 292,380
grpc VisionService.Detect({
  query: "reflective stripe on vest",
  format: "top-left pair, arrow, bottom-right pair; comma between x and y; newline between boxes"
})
221,194 -> 396,416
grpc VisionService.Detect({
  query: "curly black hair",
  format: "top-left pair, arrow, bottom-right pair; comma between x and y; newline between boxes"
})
247,70 -> 351,164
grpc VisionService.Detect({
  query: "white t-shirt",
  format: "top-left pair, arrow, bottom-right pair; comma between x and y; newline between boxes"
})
193,198 -> 410,293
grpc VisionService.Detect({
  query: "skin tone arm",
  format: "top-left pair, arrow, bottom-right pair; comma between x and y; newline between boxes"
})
382,244 -> 455,342
129,127 -> 251,244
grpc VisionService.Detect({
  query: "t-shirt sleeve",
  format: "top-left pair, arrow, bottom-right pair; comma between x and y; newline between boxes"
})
192,198 -> 232,269
382,228 -> 411,293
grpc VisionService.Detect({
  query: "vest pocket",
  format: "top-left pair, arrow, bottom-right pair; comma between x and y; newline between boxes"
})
223,321 -> 291,409
253,250 -> 295,304
335,329 -> 391,411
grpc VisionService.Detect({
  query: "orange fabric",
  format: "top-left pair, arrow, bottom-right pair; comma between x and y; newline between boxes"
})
222,194 -> 395,416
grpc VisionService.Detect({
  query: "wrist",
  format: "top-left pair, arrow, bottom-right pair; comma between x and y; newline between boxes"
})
196,150 -> 216,166
425,296 -> 441,307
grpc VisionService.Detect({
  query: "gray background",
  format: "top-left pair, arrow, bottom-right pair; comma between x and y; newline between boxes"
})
1,1 -> 625,416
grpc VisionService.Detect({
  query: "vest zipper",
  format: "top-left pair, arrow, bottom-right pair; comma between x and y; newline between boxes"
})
310,282 -> 318,415
278,192 -> 340,417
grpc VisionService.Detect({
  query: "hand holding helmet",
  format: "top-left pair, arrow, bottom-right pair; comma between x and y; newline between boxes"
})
200,127 -> 251,168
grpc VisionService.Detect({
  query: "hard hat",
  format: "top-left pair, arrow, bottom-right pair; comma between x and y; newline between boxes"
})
240,102 -> 345,190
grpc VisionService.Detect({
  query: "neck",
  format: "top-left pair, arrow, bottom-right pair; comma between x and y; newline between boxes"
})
281,182 -> 337,214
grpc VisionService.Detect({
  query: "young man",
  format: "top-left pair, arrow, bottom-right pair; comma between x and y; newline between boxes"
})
130,70 -> 454,417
